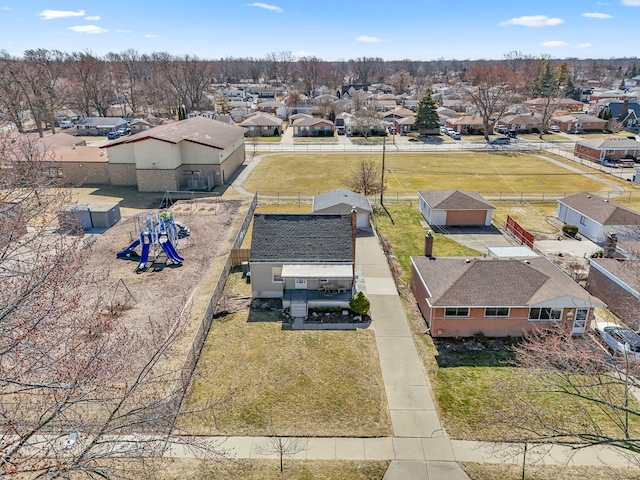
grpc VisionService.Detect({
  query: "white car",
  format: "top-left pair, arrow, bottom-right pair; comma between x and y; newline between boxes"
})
594,322 -> 640,359
549,125 -> 560,132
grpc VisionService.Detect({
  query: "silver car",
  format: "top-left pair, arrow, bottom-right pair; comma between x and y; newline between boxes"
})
594,322 -> 640,359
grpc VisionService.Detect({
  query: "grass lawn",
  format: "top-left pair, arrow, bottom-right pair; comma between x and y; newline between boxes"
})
294,136 -> 338,143
151,459 -> 390,480
460,463 -> 640,480
178,269 -> 391,437
492,202 -> 560,234
243,153 -> 612,197
372,204 -> 481,285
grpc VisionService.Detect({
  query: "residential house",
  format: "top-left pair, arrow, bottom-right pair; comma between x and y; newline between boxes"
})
396,115 -> 416,134
573,137 -> 640,162
418,190 -> 495,227
445,115 -> 490,135
437,107 -> 458,126
495,112 -> 544,133
249,213 -> 356,318
187,111 -> 233,124
524,97 -> 584,113
411,255 -> 605,337
256,100 -> 285,116
75,117 -> 128,136
343,114 -> 387,137
312,189 -> 372,228
557,192 -> 640,243
551,113 -> 607,133
239,113 -> 282,137
599,101 -> 640,131
291,117 -> 335,137
403,99 -> 419,112
103,116 -> 246,192
129,119 -> 154,134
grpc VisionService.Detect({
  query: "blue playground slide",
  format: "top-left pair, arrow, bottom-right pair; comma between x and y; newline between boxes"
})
136,241 -> 150,271
116,238 -> 140,258
160,239 -> 184,264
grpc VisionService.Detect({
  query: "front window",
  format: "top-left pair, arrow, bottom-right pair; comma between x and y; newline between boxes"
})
272,267 -> 283,283
485,307 -> 509,317
529,307 -> 562,321
444,307 -> 469,317
579,215 -> 586,225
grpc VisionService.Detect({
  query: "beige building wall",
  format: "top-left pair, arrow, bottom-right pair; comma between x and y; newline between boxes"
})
133,139 -> 182,169
109,163 -> 137,186
219,146 -> 245,184
180,141 -> 221,164
61,162 -> 111,185
136,168 -> 179,192
106,143 -> 135,164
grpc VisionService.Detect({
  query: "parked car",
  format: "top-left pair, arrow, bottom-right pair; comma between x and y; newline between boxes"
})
116,127 -> 130,136
59,120 -> 73,129
107,131 -> 120,140
449,132 -> 461,140
549,125 -> 560,132
495,125 -> 508,134
488,137 -> 511,145
594,322 -> 640,359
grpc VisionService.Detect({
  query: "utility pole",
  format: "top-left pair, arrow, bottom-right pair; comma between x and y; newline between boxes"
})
380,137 -> 386,206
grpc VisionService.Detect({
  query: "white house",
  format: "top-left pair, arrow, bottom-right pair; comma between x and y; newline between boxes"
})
312,189 -> 372,228
418,190 -> 495,227
557,192 -> 640,243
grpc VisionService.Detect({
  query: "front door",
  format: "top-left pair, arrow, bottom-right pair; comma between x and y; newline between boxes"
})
295,278 -> 307,289
571,308 -> 588,335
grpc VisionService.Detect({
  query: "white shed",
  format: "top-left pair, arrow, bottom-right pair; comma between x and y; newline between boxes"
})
312,189 -> 372,228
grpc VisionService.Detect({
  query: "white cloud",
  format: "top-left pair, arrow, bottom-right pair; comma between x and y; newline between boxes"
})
540,40 -> 569,47
294,50 -> 313,57
356,35 -> 382,43
621,0 -> 640,5
500,15 -> 564,27
144,33 -> 158,38
38,9 -> 85,20
578,42 -> 593,48
246,2 -> 283,12
68,25 -> 108,34
116,29 -> 133,33
2,7 -> 12,10
582,12 -> 613,18
84,15 -> 101,21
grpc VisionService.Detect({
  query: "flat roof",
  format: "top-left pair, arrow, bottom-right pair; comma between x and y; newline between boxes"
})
487,245 -> 538,257
281,264 -> 353,279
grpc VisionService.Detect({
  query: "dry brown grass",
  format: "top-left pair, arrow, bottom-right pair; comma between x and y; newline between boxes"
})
492,202 -> 560,234
177,271 -> 391,437
460,462 -> 640,480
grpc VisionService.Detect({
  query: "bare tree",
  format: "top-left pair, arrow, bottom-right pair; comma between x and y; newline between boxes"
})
496,324 -> 640,456
264,51 -> 294,86
463,64 -> 520,141
0,133 -> 227,477
343,158 -> 384,196
349,57 -> 384,85
255,422 -> 308,472
296,55 -> 323,96
389,70 -> 412,95
68,50 -> 115,117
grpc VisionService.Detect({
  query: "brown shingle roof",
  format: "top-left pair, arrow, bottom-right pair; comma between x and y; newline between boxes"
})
559,192 -> 640,226
104,117 -> 245,150
412,256 -> 603,308
418,190 -> 495,211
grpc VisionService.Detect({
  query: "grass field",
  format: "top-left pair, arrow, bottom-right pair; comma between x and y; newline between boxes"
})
460,463 -> 640,480
178,269 -> 391,437
492,202 -> 560,234
242,152 -> 614,197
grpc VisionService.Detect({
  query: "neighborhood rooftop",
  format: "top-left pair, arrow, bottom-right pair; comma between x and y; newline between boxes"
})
559,192 -> 640,226
250,214 -> 354,263
313,188 -> 372,213
418,190 -> 496,210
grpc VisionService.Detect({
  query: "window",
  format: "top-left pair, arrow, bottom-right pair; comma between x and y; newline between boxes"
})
272,267 -> 283,283
485,307 -> 509,317
444,307 -> 469,317
529,308 -> 562,321
579,215 -> 586,225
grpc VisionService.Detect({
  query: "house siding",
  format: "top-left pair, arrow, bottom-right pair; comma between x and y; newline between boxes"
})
557,202 -> 606,242
250,262 -> 285,298
587,264 -> 640,327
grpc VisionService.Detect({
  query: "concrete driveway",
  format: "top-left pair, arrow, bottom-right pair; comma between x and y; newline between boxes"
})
535,235 -> 601,258
438,226 -> 514,254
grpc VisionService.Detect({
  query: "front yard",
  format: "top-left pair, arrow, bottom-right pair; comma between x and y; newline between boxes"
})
178,269 -> 391,437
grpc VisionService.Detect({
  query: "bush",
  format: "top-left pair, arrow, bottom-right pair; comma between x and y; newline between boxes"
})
562,224 -> 578,237
349,292 -> 371,315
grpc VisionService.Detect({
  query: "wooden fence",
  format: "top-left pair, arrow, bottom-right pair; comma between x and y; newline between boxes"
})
230,248 -> 251,266
505,215 -> 535,248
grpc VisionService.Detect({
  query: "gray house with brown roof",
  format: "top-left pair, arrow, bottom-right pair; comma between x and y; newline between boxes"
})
103,117 -> 246,192
418,190 -> 495,227
557,192 -> 640,243
312,189 -> 372,228
249,213 -> 355,318
410,256 -> 605,337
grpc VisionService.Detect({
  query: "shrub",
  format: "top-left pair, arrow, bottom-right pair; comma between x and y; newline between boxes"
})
562,224 -> 578,237
349,292 -> 371,315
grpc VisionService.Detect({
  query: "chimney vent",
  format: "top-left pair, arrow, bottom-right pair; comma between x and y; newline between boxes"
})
424,231 -> 434,258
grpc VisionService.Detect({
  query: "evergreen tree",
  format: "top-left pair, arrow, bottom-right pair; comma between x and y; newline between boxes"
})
533,61 -> 559,98
414,90 -> 439,133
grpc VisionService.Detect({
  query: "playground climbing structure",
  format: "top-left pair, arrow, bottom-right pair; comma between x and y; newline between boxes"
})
116,211 -> 190,272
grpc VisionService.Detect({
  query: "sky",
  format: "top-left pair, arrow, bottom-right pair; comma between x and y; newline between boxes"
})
1,1 -> 639,61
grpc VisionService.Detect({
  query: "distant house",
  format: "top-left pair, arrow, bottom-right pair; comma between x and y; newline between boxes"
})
239,113 -> 282,137
257,100 -> 285,116
445,115 -> 489,135
395,115 -> 416,134
338,84 -> 368,98
599,100 -> 640,131
103,117 -> 246,192
291,117 -> 335,137
75,117 -> 128,136
550,113 -> 607,133
410,255 -> 605,337
312,189 -> 372,228
573,137 -> 640,162
249,213 -> 356,318
418,190 -> 495,227
557,192 -> 640,243
496,112 -> 544,133
524,97 -> 584,113
129,119 -> 154,134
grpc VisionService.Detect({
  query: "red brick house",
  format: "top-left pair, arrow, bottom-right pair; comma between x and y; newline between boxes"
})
550,113 -> 607,133
574,137 -> 640,162
410,255 -> 604,337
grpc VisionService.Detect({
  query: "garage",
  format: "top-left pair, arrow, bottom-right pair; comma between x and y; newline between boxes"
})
446,210 -> 487,226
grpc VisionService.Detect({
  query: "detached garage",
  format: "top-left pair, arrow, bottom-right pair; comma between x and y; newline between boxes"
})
418,190 -> 495,227
312,188 -> 372,228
